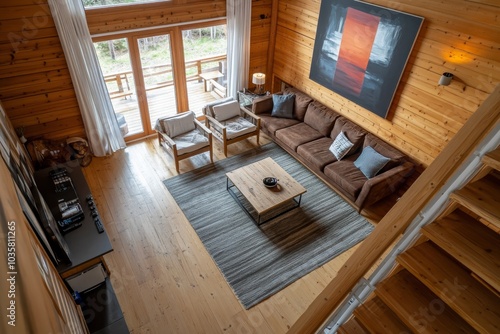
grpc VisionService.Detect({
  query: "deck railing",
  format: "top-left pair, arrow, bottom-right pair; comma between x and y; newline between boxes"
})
103,54 -> 226,99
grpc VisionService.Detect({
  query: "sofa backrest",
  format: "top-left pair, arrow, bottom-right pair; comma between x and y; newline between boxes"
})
283,87 -> 313,121
363,133 -> 407,171
330,117 -> 367,155
303,100 -> 340,137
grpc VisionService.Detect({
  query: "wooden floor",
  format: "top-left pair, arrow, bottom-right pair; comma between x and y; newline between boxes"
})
81,134 -> 387,333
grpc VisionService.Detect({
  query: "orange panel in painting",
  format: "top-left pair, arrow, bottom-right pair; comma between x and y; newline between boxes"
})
333,8 -> 380,95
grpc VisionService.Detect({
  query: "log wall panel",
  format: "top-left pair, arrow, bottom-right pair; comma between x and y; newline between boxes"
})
0,0 -> 81,140
85,1 -> 226,35
272,0 -> 500,167
249,0 -> 273,89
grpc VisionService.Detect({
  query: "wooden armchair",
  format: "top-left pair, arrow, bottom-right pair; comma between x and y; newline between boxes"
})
202,99 -> 260,156
154,111 -> 213,173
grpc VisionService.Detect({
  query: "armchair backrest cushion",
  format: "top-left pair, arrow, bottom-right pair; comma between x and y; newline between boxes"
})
162,111 -> 196,138
212,100 -> 241,121
202,97 -> 234,118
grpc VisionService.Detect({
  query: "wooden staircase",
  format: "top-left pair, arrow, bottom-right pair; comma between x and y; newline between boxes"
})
338,147 -> 500,334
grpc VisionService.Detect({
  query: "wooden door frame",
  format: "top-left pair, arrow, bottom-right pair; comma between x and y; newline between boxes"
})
92,19 -> 226,142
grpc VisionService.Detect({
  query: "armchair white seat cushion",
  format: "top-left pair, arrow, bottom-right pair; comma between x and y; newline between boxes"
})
174,130 -> 210,155
223,116 -> 257,140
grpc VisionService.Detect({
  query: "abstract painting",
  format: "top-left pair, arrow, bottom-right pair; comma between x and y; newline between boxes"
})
310,0 -> 423,118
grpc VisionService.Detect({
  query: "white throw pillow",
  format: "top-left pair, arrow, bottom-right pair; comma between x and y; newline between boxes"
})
329,131 -> 354,160
162,111 -> 196,138
212,100 -> 241,121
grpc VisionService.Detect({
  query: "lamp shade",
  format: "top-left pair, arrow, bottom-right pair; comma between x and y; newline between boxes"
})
252,73 -> 266,85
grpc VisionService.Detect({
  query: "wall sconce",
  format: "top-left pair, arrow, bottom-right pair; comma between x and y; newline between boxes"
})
252,73 -> 266,95
438,72 -> 453,86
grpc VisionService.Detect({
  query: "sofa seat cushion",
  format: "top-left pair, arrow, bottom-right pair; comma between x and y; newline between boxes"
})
259,114 -> 300,135
222,116 -> 257,140
276,123 -> 324,151
304,101 -> 340,137
173,129 -> 209,155
283,87 -> 313,121
324,157 -> 367,201
297,137 -> 338,171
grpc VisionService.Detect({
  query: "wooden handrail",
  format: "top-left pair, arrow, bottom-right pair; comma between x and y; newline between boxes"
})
103,54 -> 226,95
288,84 -> 500,334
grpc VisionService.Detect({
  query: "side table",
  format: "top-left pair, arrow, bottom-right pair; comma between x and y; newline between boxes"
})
237,90 -> 264,110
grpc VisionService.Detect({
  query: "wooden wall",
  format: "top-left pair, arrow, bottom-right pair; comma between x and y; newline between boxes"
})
249,0 -> 273,90
0,0 -> 83,141
271,0 -> 500,168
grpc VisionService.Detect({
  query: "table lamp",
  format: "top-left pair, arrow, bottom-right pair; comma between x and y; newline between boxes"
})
252,73 -> 266,95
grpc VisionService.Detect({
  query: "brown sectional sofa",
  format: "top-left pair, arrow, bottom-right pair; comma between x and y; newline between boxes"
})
252,87 -> 414,212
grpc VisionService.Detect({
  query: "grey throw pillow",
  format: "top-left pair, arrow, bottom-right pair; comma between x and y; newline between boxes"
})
354,146 -> 391,179
271,94 -> 295,119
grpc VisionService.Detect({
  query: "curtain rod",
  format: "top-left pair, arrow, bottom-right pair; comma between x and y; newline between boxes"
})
90,16 -> 227,38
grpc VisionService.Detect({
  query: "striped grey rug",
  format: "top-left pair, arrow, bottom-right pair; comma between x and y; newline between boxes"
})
163,143 -> 373,309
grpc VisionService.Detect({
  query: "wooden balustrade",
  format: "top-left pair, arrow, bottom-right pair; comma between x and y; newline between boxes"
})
103,54 -> 226,98
288,84 -> 500,333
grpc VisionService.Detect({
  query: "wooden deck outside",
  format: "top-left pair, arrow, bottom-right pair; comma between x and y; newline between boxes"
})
111,80 -> 221,137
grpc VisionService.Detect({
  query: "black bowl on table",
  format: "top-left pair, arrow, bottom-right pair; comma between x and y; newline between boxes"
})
263,177 -> 279,188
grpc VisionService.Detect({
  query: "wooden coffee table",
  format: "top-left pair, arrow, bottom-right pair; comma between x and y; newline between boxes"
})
226,157 -> 307,225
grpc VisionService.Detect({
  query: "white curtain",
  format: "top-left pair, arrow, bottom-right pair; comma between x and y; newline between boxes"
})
47,0 -> 126,157
226,0 -> 252,99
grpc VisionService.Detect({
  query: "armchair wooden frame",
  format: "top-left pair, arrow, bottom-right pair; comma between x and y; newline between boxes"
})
205,106 -> 261,156
157,117 -> 213,173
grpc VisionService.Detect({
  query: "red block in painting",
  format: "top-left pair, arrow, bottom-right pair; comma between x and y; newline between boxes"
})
333,8 -> 380,96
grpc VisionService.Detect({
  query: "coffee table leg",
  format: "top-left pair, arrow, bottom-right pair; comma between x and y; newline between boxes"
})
226,177 -> 304,226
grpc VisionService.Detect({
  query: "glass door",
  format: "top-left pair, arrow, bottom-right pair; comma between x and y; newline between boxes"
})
94,38 -> 144,137
182,24 -> 227,116
137,34 -> 178,129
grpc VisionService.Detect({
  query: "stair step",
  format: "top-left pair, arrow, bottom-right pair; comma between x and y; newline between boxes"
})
483,147 -> 500,171
422,210 -> 500,292
353,296 -> 410,333
450,173 -> 500,230
337,317 -> 368,334
376,270 -> 477,333
398,241 -> 500,333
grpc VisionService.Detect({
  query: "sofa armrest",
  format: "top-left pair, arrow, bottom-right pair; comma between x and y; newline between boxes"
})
355,161 -> 414,211
252,95 -> 274,114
